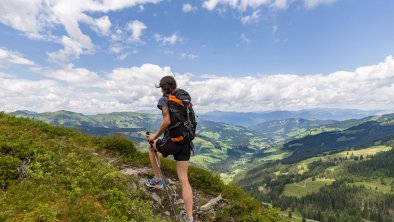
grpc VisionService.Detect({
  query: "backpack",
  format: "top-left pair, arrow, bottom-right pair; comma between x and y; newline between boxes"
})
167,89 -> 197,144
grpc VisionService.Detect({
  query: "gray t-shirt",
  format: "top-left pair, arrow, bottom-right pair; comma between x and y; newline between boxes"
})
157,96 -> 169,110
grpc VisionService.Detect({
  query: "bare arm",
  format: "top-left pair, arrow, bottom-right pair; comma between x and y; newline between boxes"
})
152,106 -> 171,140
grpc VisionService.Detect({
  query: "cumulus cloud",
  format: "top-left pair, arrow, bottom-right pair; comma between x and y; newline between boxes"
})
47,64 -> 102,84
203,0 -> 276,11
128,20 -> 147,43
0,63 -> 173,113
304,0 -> 336,9
202,0 -> 335,11
85,16 -> 112,36
155,33 -> 180,45
0,0 -> 160,62
183,3 -> 197,13
0,48 -> 35,67
2,56 -> 394,113
272,0 -> 289,9
241,10 -> 261,24
109,23 -> 144,57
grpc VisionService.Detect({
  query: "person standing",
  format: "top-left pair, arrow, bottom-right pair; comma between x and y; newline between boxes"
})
145,76 -> 194,222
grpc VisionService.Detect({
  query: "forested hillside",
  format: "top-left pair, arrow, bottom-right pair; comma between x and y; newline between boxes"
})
283,119 -> 394,163
251,118 -> 336,142
235,142 -> 394,222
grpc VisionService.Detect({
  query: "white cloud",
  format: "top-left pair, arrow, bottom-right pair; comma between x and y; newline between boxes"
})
202,0 -> 334,11
47,64 -> 102,84
0,63 -> 173,113
86,16 -> 112,36
0,48 -> 35,67
183,3 -> 197,13
128,20 -> 147,43
203,0 -> 274,11
0,72 -> 15,78
272,0 -> 289,9
155,33 -> 180,45
202,0 -> 237,10
0,0 -> 160,63
304,0 -> 336,9
117,53 -> 129,60
180,53 -> 198,59
2,56 -> 394,114
110,45 -> 123,54
47,36 -> 86,63
241,10 -> 261,24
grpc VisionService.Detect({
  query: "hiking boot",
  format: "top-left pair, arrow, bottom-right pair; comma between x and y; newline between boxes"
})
179,210 -> 194,222
145,178 -> 163,189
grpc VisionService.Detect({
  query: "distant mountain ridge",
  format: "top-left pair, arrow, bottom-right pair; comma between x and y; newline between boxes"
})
200,108 -> 383,127
251,118 -> 336,141
283,117 -> 394,163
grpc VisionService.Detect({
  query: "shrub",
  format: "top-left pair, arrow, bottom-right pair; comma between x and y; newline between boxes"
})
100,133 -> 137,156
0,155 -> 20,189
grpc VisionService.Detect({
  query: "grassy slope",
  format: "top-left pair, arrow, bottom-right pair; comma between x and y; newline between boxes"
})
0,113 -> 157,222
282,120 -> 394,163
282,178 -> 335,198
11,111 -> 274,178
0,113 -> 281,222
233,145 -> 394,221
280,146 -> 392,198
251,118 -> 337,142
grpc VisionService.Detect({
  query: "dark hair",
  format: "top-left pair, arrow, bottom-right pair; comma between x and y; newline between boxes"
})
156,76 -> 177,95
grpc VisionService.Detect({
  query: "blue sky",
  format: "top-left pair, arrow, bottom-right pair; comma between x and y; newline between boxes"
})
1,0 -> 394,113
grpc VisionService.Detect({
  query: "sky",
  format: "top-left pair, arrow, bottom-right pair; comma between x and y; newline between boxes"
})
0,0 -> 394,114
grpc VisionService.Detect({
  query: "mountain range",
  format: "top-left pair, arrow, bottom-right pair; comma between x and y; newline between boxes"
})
200,108 -> 384,127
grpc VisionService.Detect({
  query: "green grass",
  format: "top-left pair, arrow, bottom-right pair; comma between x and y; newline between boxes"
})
352,177 -> 394,194
200,131 -> 221,140
279,146 -> 392,198
1,113 -> 281,222
262,152 -> 290,162
281,146 -> 392,176
282,177 -> 335,198
0,113 -> 158,222
191,155 -> 224,169
329,146 -> 392,158
220,169 -> 244,184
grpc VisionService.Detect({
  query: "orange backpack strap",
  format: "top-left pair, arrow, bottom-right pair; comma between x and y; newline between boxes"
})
168,95 -> 184,107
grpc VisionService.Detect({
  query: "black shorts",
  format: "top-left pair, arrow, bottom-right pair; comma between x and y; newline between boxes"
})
156,137 -> 191,161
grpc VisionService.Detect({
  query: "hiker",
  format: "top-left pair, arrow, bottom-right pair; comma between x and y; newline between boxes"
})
145,76 -> 196,222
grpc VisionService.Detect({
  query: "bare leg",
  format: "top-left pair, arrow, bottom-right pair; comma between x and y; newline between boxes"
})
148,140 -> 161,179
177,160 -> 193,220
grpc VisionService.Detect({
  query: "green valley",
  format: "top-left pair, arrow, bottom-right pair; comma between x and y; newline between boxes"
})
234,143 -> 394,221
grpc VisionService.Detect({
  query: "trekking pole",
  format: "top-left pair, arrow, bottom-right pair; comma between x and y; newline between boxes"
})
146,132 -> 178,221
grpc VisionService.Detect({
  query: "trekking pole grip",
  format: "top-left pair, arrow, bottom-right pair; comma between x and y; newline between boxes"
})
146,132 -> 154,145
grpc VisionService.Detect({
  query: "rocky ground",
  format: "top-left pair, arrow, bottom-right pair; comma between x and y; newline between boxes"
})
101,153 -> 228,222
